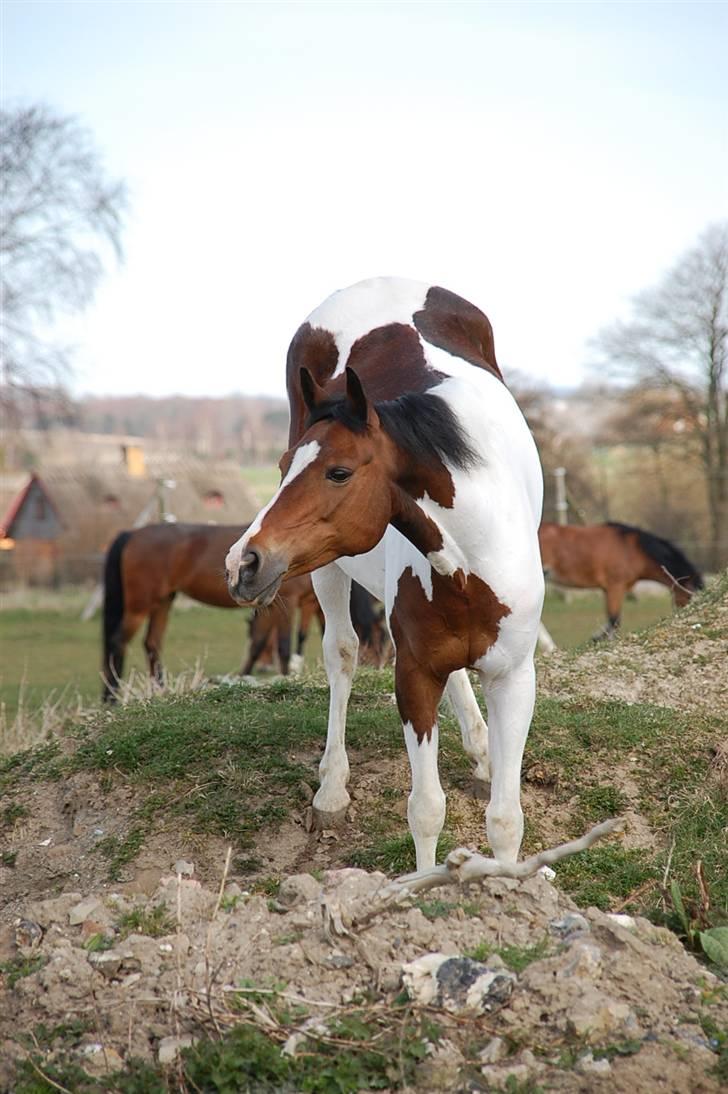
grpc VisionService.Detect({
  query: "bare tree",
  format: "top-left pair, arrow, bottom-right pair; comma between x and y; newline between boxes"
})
594,222 -> 728,568
0,104 -> 127,424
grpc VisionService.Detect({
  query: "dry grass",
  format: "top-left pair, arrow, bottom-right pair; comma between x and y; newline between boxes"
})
0,678 -> 84,755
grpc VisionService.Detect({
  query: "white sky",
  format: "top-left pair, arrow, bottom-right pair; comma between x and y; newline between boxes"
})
3,1 -> 727,399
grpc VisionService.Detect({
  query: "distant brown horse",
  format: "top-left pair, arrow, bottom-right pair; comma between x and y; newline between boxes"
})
101,523 -> 322,701
538,521 -> 704,639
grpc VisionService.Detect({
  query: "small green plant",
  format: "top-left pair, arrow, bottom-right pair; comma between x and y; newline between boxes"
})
0,954 -> 47,988
182,1002 -> 440,1093
497,938 -> 551,973
83,932 -> 114,952
464,937 -> 550,971
116,903 -> 174,939
666,879 -> 728,968
465,940 -> 493,962
700,1013 -> 728,1082
1,802 -> 28,828
592,1038 -> 643,1061
95,826 -> 145,881
1,849 -> 17,867
415,898 -> 459,920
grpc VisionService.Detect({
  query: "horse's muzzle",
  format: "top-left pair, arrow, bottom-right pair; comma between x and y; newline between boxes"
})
227,548 -> 286,607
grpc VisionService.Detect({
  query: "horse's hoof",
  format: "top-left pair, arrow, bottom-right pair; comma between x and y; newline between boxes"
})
472,778 -> 491,801
311,805 -> 349,830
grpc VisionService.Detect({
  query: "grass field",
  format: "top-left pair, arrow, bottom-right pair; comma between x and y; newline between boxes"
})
0,591 -> 324,732
0,584 -> 673,727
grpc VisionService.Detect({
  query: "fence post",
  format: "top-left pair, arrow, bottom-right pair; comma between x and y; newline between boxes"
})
554,467 -> 568,525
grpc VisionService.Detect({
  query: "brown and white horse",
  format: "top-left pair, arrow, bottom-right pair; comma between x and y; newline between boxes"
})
225,279 -> 544,870
538,521 -> 704,639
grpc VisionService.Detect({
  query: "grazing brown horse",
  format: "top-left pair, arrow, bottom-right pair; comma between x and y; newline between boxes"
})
538,521 -> 704,639
225,278 -> 544,871
101,522 -> 322,701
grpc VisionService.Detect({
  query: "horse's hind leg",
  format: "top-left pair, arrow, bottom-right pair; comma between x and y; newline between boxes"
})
144,595 -> 174,684
445,669 -> 490,798
276,622 -> 292,676
240,611 -> 273,675
311,562 -> 357,828
478,659 -> 536,863
292,591 -> 320,674
103,612 -> 144,702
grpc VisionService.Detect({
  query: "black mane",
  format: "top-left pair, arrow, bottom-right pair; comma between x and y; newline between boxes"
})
606,522 -> 704,590
306,391 -> 479,472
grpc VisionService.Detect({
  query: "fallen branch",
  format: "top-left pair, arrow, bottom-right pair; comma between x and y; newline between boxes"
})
659,565 -> 696,598
322,817 -> 624,936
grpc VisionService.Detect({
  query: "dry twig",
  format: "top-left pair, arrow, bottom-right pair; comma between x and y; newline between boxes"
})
322,817 -> 624,935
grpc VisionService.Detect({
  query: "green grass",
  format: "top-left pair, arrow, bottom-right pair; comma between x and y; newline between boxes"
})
0,590 -> 323,727
13,1000 -> 441,1093
541,586 -> 673,647
0,584 -> 672,732
3,669 -> 726,922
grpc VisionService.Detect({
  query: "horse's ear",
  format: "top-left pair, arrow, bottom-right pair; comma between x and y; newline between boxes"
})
345,367 -> 375,426
300,367 -> 325,411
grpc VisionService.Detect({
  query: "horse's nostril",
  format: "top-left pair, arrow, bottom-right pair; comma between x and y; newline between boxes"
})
241,549 -> 260,579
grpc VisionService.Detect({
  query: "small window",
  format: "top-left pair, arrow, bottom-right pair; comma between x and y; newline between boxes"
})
203,489 -> 225,509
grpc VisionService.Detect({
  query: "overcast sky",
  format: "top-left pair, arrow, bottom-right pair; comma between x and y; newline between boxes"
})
3,1 -> 727,400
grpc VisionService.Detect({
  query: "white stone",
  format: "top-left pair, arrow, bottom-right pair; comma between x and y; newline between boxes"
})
158,1035 -> 194,1064
69,897 -> 101,926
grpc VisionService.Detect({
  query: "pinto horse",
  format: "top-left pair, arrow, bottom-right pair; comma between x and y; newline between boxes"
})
538,521 -> 704,639
225,278 -> 544,870
101,522 -> 322,701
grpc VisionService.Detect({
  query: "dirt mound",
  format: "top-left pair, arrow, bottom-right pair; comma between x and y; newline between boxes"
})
538,571 -> 728,717
1,579 -> 727,1089
1,865 -> 725,1091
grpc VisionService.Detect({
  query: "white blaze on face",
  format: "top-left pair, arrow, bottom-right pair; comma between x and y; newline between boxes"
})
225,440 -> 321,582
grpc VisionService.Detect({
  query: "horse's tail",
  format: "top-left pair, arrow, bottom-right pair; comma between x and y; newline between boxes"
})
606,522 -> 704,593
102,530 -> 132,700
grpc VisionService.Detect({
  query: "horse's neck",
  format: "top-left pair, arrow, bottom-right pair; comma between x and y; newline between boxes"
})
637,552 -> 671,588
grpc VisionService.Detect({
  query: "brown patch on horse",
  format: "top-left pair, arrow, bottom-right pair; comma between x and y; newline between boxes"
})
346,323 -> 446,398
286,323 -> 340,444
395,461 -> 456,509
413,286 -> 503,379
390,567 -> 510,740
389,486 -> 445,554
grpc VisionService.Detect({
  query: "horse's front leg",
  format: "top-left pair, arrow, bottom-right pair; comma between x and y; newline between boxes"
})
396,650 -> 448,870
593,583 -> 625,641
444,669 -> 490,798
311,562 -> 357,828
478,658 -> 536,863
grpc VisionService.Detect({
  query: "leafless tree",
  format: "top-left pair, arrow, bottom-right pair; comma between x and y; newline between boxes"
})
594,222 -> 728,568
0,104 -> 127,425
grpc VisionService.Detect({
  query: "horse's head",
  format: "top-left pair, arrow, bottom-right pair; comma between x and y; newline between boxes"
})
673,570 -> 704,608
226,367 -> 395,606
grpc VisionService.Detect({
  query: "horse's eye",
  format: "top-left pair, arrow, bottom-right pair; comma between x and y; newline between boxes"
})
326,467 -> 353,484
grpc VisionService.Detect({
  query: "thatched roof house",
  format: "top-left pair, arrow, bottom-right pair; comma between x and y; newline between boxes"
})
0,435 -> 259,585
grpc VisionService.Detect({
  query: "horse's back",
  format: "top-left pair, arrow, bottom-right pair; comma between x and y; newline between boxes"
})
121,523 -> 247,608
286,278 -> 502,443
